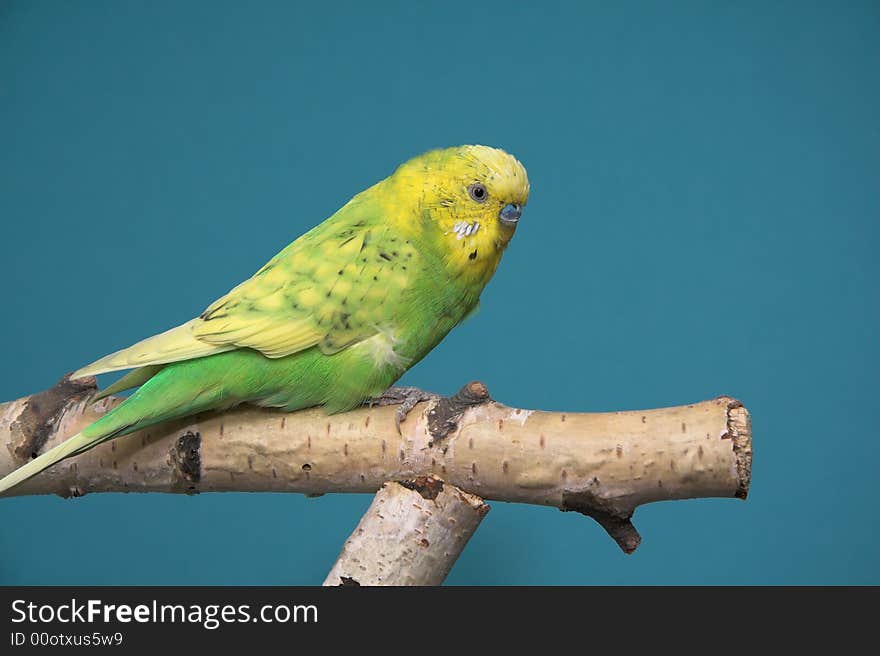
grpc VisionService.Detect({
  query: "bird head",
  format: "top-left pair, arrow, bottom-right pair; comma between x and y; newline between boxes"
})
387,145 -> 530,269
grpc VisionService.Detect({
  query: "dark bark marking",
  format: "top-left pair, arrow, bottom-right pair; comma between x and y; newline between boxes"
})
170,431 -> 201,495
8,373 -> 97,464
561,487 -> 641,554
399,475 -> 444,500
427,381 -> 491,441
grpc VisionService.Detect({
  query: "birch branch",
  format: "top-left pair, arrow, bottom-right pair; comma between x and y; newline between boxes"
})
0,376 -> 752,553
323,475 -> 488,586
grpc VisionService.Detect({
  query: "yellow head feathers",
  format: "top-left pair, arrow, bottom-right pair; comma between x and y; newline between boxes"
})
458,144 -> 530,210
392,144 -> 529,214
383,145 -> 529,280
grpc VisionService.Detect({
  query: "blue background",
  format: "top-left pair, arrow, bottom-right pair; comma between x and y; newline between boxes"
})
1,1 -> 877,585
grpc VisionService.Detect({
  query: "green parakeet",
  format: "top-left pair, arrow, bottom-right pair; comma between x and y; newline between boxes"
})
0,145 -> 529,494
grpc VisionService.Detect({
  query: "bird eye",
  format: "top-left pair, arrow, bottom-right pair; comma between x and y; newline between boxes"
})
467,182 -> 488,203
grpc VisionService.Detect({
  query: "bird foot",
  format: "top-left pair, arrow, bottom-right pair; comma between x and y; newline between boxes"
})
368,386 -> 440,434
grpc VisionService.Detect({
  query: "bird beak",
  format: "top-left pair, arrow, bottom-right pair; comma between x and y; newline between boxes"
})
499,203 -> 522,227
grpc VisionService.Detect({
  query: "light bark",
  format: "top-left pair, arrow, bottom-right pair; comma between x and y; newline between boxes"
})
323,475 -> 488,586
1,376 -> 752,554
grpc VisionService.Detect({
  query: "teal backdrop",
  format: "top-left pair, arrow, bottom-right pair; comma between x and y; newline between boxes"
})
1,1 -> 877,585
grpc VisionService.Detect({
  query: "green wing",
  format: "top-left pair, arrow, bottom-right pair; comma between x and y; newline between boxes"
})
195,224 -> 400,356
74,211 -> 414,378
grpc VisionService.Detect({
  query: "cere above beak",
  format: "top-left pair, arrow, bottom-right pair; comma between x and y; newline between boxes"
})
499,203 -> 522,226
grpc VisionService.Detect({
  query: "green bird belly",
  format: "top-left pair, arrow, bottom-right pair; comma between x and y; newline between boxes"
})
139,346 -> 399,418
244,300 -> 466,413
82,247 -> 480,441
91,302 -> 466,440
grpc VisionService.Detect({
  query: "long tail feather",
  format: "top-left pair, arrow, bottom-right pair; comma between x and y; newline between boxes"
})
0,350 -> 257,495
72,320 -> 231,379
92,365 -> 163,402
0,431 -> 111,494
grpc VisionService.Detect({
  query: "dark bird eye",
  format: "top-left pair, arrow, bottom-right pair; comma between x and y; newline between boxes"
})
468,182 -> 488,203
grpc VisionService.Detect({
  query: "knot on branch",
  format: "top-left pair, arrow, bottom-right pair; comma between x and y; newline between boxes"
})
399,475 -> 444,500
427,381 -> 491,442
170,431 -> 201,494
7,373 -> 97,465
562,487 -> 641,554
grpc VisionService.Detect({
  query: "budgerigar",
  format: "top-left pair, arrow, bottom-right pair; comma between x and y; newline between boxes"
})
0,145 -> 529,494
